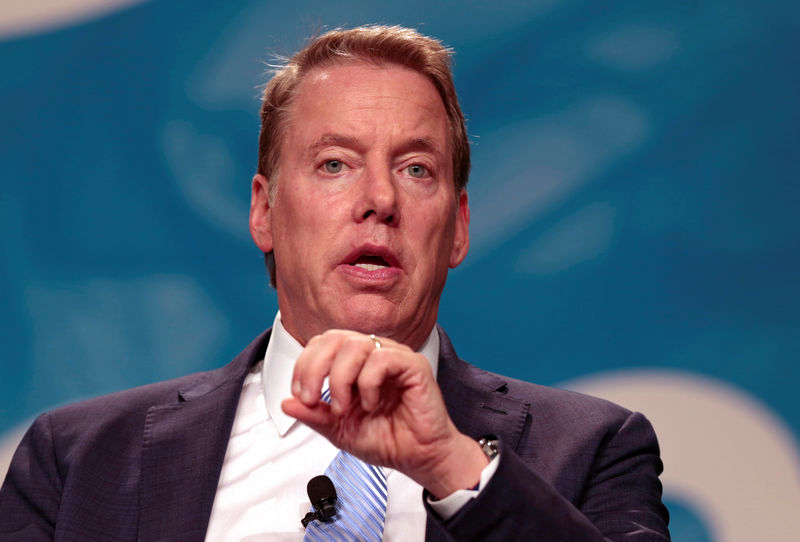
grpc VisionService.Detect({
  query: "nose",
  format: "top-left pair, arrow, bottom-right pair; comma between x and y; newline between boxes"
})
354,164 -> 398,224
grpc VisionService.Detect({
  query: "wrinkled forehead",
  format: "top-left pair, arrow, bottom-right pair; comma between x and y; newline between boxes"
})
284,61 -> 451,151
293,59 -> 444,109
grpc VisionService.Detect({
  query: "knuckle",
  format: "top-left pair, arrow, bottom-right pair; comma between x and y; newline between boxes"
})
342,335 -> 363,350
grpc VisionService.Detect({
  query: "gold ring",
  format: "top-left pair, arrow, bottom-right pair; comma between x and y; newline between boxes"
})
368,334 -> 382,349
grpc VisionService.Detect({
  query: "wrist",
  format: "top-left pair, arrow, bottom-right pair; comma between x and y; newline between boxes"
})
420,433 -> 490,500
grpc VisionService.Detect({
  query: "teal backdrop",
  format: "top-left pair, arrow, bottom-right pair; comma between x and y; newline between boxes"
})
1,1 -> 798,540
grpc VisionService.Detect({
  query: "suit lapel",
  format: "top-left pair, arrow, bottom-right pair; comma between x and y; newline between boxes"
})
138,330 -> 271,542
435,326 -> 530,447
426,327 -> 531,542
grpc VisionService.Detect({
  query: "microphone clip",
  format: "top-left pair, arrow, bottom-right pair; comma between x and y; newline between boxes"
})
301,495 -> 336,527
301,475 -> 338,528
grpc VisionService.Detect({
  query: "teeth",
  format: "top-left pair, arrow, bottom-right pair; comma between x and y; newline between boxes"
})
354,263 -> 388,271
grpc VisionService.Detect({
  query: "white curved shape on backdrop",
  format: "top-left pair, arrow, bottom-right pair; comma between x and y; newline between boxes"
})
0,0 -> 147,41
0,423 -> 29,484
565,370 -> 800,542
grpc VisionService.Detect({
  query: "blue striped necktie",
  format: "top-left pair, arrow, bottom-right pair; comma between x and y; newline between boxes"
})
304,389 -> 388,542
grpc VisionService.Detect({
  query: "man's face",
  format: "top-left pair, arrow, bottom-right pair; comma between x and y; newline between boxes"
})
250,61 -> 470,350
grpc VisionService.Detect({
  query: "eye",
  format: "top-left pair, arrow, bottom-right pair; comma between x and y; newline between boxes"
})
406,164 -> 428,178
323,160 -> 344,174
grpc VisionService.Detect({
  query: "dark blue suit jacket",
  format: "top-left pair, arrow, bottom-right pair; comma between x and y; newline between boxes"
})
0,328 -> 669,541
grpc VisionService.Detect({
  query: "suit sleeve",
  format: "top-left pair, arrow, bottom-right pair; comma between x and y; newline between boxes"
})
0,413 -> 61,541
425,411 -> 670,541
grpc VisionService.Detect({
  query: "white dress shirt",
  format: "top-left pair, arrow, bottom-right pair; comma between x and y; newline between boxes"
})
205,313 -> 497,541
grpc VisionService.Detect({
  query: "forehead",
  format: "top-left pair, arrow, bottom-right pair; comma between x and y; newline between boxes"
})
283,61 -> 451,152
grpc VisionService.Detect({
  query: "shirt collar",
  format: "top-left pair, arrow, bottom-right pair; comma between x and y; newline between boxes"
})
262,312 -> 440,436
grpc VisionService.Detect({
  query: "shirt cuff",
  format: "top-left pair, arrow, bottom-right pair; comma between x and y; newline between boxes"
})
425,453 -> 500,520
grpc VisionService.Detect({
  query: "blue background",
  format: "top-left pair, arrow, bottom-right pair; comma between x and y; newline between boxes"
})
1,1 -> 798,540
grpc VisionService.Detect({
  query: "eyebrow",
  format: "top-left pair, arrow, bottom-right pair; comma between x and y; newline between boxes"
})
308,133 -> 361,154
398,137 -> 442,157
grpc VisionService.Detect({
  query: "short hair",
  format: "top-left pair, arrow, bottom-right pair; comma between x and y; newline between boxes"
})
257,25 -> 471,286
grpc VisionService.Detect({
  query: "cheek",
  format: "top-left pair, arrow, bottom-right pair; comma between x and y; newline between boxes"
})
410,217 -> 458,279
421,205 -> 458,246
276,186 -> 328,229
277,202 -> 341,260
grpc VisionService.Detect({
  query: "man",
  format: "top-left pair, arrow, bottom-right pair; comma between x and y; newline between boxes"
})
0,26 -> 670,541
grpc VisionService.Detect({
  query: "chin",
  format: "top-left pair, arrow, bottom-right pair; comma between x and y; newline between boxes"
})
334,300 -> 401,335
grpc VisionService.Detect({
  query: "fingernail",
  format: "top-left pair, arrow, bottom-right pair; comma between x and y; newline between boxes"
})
331,398 -> 341,414
292,380 -> 301,396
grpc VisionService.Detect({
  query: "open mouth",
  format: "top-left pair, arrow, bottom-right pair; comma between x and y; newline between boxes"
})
350,254 -> 391,271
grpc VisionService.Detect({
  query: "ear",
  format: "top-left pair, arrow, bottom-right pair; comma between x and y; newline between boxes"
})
250,173 -> 274,253
449,189 -> 470,268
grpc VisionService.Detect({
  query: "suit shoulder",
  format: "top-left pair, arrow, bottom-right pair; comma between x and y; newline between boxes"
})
437,328 -> 634,428
39,367 -> 221,442
461,363 -> 659,463
454,357 -> 638,434
506,371 -> 632,421
44,329 -> 269,430
52,368 -> 212,415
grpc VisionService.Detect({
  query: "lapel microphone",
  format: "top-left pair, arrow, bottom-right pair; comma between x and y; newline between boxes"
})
301,475 -> 338,527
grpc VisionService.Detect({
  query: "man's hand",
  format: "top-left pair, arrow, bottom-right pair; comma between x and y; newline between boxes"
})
281,329 -> 488,499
